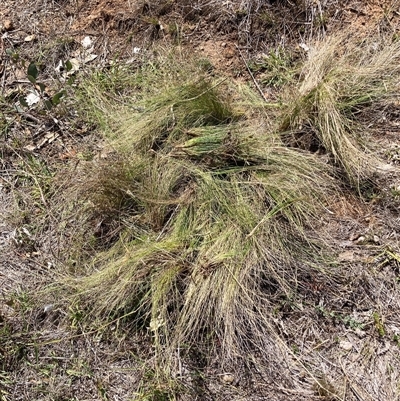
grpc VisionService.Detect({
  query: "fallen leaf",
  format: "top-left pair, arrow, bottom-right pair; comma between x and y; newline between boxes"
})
37,132 -> 59,148
59,149 -> 77,160
25,91 -> 40,106
24,144 -> 36,152
83,54 -> 97,64
65,58 -> 80,75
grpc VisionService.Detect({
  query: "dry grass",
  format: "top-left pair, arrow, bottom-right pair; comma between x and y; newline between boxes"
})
280,33 -> 400,184
4,30 -> 400,399
66,49 -> 340,372
2,1 -> 400,400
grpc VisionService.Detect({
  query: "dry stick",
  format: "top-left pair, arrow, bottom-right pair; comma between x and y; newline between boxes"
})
1,60 -> 7,94
236,45 -> 268,103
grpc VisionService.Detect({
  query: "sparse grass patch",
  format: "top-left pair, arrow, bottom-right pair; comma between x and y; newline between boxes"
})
249,47 -> 296,88
136,366 -> 180,401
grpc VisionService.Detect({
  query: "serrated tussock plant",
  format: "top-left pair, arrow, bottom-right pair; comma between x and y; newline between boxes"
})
67,48 -> 341,368
281,33 -> 400,184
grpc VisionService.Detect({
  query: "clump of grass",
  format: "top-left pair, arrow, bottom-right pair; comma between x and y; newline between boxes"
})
249,47 -> 295,88
281,34 -> 400,184
68,49 -> 338,368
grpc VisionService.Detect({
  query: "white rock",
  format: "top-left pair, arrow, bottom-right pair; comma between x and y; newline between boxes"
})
81,36 -> 93,49
339,340 -> 353,351
220,373 -> 234,384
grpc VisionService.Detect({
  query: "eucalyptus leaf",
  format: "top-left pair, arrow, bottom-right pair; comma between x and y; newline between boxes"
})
27,75 -> 37,84
65,60 -> 73,72
51,91 -> 65,106
44,100 -> 53,110
19,96 -> 29,108
67,75 -> 76,86
27,63 -> 38,80
6,49 -> 19,62
38,83 -> 46,93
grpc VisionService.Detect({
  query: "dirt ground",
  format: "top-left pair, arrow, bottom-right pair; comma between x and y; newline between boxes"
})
1,0 -> 400,400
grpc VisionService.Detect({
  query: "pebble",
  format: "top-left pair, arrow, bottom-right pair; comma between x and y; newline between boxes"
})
339,340 -> 353,351
354,236 -> 366,245
220,373 -> 234,384
354,328 -> 366,338
3,19 -> 14,31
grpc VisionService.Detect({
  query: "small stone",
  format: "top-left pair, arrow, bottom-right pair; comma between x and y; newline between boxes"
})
354,328 -> 366,338
24,34 -> 36,42
3,19 -> 14,31
349,232 -> 358,241
81,36 -> 92,49
339,340 -> 353,351
354,236 -> 366,245
299,43 -> 310,52
338,250 -> 355,262
220,373 -> 234,384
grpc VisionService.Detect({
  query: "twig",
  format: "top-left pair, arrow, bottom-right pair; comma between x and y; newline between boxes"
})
1,60 -> 7,95
22,112 -> 41,124
236,45 -> 268,103
177,344 -> 182,377
10,79 -> 31,84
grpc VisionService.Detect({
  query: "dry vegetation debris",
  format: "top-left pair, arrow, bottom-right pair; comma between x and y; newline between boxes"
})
1,1 -> 400,401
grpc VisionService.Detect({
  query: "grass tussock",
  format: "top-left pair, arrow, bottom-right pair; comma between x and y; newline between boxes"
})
67,48 -> 340,366
59,32 -> 400,373
281,34 -> 400,184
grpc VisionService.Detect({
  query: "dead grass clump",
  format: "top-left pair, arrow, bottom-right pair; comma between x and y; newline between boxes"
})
281,34 -> 400,184
68,49 -> 338,371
